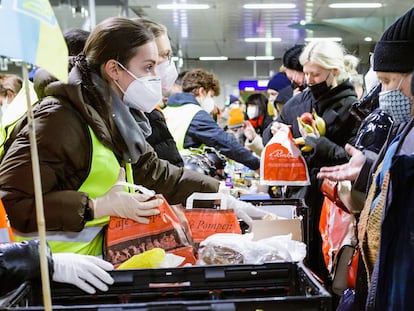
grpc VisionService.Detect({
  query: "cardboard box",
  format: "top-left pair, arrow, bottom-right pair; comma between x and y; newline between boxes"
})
251,219 -> 303,242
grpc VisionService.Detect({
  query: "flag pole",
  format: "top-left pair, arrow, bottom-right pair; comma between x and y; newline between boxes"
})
22,63 -> 53,311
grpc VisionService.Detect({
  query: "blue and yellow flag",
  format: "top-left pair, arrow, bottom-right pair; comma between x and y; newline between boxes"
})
0,0 -> 68,82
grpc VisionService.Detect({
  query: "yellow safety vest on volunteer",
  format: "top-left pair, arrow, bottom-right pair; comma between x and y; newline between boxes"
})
13,127 -> 120,256
163,104 -> 202,151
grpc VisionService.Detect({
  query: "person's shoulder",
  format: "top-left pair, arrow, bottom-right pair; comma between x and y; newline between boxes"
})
31,97 -> 85,136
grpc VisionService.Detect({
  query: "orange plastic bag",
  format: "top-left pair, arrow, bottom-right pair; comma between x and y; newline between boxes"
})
260,124 -> 310,186
319,197 -> 356,273
184,193 -> 241,247
105,195 -> 196,267
0,199 -> 13,242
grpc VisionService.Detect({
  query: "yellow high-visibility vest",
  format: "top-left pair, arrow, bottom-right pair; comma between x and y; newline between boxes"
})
163,104 -> 202,150
13,127 -> 120,256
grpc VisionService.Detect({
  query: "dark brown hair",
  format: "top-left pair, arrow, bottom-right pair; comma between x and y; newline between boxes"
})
84,17 -> 154,70
182,69 -> 220,96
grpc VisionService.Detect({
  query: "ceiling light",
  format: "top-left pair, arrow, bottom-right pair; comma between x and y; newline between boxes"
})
246,56 -> 275,61
244,38 -> 282,43
305,37 -> 342,42
243,3 -> 296,9
329,3 -> 382,9
199,56 -> 228,61
157,4 -> 210,10
364,37 -> 373,42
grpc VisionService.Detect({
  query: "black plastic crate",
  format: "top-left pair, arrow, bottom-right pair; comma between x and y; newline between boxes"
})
2,262 -> 331,311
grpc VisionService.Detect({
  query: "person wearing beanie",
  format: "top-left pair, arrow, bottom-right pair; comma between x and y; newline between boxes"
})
225,107 -> 245,145
266,72 -> 292,119
219,94 -> 245,129
282,44 -> 306,94
228,95 -> 240,106
317,7 -> 414,310
227,107 -> 245,129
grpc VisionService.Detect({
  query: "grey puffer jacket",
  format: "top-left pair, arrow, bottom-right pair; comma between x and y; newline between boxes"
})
0,65 -> 219,233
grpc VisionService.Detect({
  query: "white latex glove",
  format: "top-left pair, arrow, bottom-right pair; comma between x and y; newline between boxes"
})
225,195 -> 277,228
91,168 -> 162,224
52,253 -> 114,294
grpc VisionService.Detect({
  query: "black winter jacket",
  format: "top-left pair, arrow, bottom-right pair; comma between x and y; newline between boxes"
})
0,240 -> 53,295
263,80 -> 360,168
145,108 -> 184,167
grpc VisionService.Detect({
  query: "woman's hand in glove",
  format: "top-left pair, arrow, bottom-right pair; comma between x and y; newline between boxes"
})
91,168 -> 162,224
52,253 -> 114,294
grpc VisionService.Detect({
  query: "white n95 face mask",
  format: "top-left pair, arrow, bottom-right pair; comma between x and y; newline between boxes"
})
246,106 -> 259,119
155,60 -> 178,92
200,96 -> 215,114
115,62 -> 162,113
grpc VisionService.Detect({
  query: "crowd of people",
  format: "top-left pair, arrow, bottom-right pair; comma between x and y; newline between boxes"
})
0,5 -> 413,311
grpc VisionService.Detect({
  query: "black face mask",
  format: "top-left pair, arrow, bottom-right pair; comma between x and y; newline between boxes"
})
291,81 -> 307,91
308,80 -> 330,99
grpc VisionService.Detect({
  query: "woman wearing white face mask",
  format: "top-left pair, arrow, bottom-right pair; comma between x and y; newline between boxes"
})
242,93 -> 273,156
0,17 -> 221,256
134,18 -> 184,167
163,68 -> 260,171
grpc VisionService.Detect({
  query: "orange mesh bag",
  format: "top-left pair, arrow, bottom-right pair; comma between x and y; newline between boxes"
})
260,124 -> 310,186
106,195 -> 196,267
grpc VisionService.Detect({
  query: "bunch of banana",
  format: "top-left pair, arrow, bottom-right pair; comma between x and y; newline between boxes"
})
312,108 -> 326,136
293,136 -> 313,152
295,116 -> 316,152
294,110 -> 326,152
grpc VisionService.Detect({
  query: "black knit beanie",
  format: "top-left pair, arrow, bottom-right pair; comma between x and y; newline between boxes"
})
282,45 -> 305,71
373,7 -> 414,73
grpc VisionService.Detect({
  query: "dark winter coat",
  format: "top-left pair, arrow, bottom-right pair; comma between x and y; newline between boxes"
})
145,108 -> 184,167
365,118 -> 414,311
264,80 -> 360,168
0,240 -> 53,295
